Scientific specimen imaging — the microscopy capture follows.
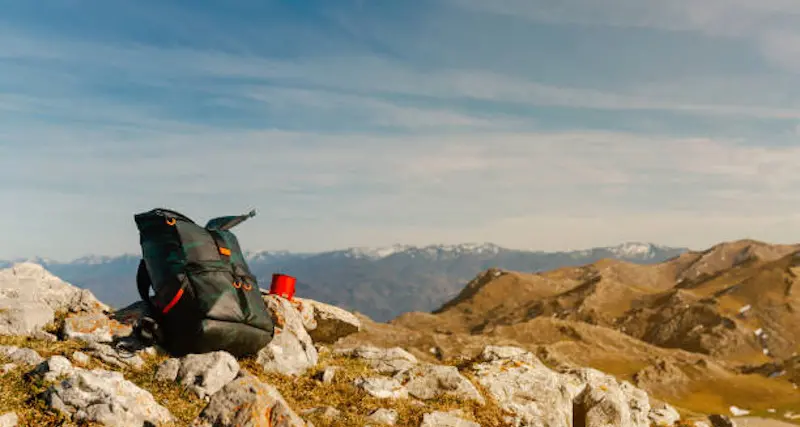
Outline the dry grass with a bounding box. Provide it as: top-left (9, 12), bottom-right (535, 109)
top-left (239, 351), bottom-right (511, 427)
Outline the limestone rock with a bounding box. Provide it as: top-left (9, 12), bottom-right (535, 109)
top-left (62, 312), bottom-right (132, 343)
top-left (564, 367), bottom-right (652, 427)
top-left (155, 358), bottom-right (181, 382)
top-left (396, 364), bottom-right (484, 404)
top-left (191, 374), bottom-right (307, 427)
top-left (313, 366), bottom-right (337, 384)
top-left (354, 377), bottom-right (409, 399)
top-left (472, 347), bottom-right (573, 427)
top-left (257, 296), bottom-right (319, 376)
top-left (0, 263), bottom-right (108, 337)
top-left (420, 411), bottom-right (480, 427)
top-left (1, 363), bottom-right (17, 374)
top-left (30, 356), bottom-right (173, 427)
top-left (294, 297), bottom-right (361, 344)
top-left (649, 401), bottom-right (681, 426)
top-left (0, 346), bottom-right (44, 366)
top-left (336, 345), bottom-right (418, 375)
top-left (71, 351), bottom-right (91, 366)
top-left (368, 408), bottom-right (399, 425)
top-left (0, 413), bottom-right (17, 427)
top-left (165, 351), bottom-right (240, 399)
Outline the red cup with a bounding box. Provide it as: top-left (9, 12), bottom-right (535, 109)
top-left (270, 273), bottom-right (296, 300)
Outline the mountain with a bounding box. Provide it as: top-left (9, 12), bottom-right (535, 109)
top-left (353, 239), bottom-right (800, 419)
top-left (1, 242), bottom-right (687, 322)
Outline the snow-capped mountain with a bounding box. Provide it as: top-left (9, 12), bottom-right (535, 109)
top-left (2, 242), bottom-right (687, 322)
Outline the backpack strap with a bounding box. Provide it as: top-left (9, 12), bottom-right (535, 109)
top-left (134, 259), bottom-right (164, 346)
top-left (205, 210), bottom-right (256, 231)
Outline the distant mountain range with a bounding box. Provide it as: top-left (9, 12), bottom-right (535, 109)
top-left (0, 242), bottom-right (688, 322)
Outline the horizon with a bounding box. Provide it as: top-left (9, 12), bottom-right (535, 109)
top-left (5, 1), bottom-right (800, 259)
top-left (1, 238), bottom-right (786, 265)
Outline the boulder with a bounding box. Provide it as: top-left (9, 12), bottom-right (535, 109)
top-left (336, 345), bottom-right (418, 375)
top-left (30, 357), bottom-right (173, 427)
top-left (564, 368), bottom-right (652, 427)
top-left (420, 411), bottom-right (480, 427)
top-left (0, 413), bottom-right (17, 427)
top-left (367, 408), bottom-right (398, 425)
top-left (156, 351), bottom-right (240, 399)
top-left (257, 296), bottom-right (318, 376)
top-left (0, 346), bottom-right (44, 366)
top-left (354, 377), bottom-right (409, 399)
top-left (0, 263), bottom-right (108, 337)
top-left (396, 364), bottom-right (484, 404)
top-left (71, 351), bottom-right (91, 366)
top-left (294, 297), bottom-right (361, 344)
top-left (471, 347), bottom-right (573, 427)
top-left (649, 401), bottom-right (681, 426)
top-left (61, 312), bottom-right (132, 343)
top-left (313, 366), bottom-right (337, 384)
top-left (191, 374), bottom-right (307, 427)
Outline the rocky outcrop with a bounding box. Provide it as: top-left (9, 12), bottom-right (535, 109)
top-left (191, 374), bottom-right (307, 427)
top-left (420, 411), bottom-right (480, 427)
top-left (0, 413), bottom-right (17, 427)
top-left (336, 345), bottom-right (419, 375)
top-left (257, 295), bottom-right (319, 376)
top-left (31, 356), bottom-right (173, 427)
top-left (293, 297), bottom-right (361, 344)
top-left (61, 312), bottom-right (132, 343)
top-left (396, 363), bottom-right (485, 404)
top-left (156, 351), bottom-right (240, 399)
top-left (0, 346), bottom-right (44, 366)
top-left (0, 263), bottom-right (108, 337)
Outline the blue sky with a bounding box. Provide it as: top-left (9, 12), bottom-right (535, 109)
top-left (3, 0), bottom-right (800, 260)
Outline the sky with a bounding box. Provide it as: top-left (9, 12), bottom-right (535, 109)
top-left (3, 0), bottom-right (800, 260)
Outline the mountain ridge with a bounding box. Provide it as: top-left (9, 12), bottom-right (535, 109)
top-left (0, 241), bottom-right (689, 322)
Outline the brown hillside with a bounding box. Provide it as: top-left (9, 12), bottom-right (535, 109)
top-left (337, 239), bottom-right (800, 421)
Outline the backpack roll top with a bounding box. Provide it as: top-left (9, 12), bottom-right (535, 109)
top-left (134, 208), bottom-right (274, 357)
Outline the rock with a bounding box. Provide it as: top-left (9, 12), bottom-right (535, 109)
top-left (367, 408), bottom-right (398, 425)
top-left (294, 297), bottom-right (361, 344)
top-left (170, 351), bottom-right (240, 399)
top-left (0, 413), bottom-right (17, 427)
top-left (30, 356), bottom-right (75, 382)
top-left (32, 330), bottom-right (58, 342)
top-left (289, 298), bottom-right (318, 331)
top-left (155, 358), bottom-right (181, 382)
top-left (0, 263), bottom-right (108, 337)
top-left (354, 377), bottom-right (409, 399)
top-left (649, 401), bottom-right (681, 426)
top-left (420, 411), bottom-right (480, 427)
top-left (564, 367), bottom-right (651, 427)
top-left (71, 351), bottom-right (91, 366)
top-left (708, 414), bottom-right (736, 427)
top-left (191, 374), bottom-right (307, 427)
top-left (0, 301), bottom-right (54, 337)
top-left (471, 347), bottom-right (572, 427)
top-left (83, 342), bottom-right (145, 370)
top-left (44, 368), bottom-right (173, 427)
top-left (257, 296), bottom-right (318, 376)
top-left (301, 406), bottom-right (341, 419)
top-left (396, 364), bottom-right (485, 404)
top-left (0, 346), bottom-right (44, 365)
top-left (61, 312), bottom-right (132, 343)
top-left (336, 345), bottom-right (418, 375)
top-left (313, 366), bottom-right (337, 384)
top-left (1, 363), bottom-right (17, 374)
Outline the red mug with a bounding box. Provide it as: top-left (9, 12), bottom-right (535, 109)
top-left (270, 273), bottom-right (296, 300)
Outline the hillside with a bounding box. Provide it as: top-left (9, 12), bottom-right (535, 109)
top-left (1, 242), bottom-right (687, 322)
top-left (336, 239), bottom-right (800, 423)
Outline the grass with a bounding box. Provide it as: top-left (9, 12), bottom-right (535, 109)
top-left (239, 351), bottom-right (511, 427)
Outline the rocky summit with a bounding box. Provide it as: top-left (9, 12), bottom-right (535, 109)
top-left (0, 248), bottom-right (795, 427)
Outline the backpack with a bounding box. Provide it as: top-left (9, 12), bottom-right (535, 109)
top-left (132, 208), bottom-right (274, 358)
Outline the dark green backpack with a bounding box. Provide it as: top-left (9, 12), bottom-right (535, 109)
top-left (133, 208), bottom-right (274, 357)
